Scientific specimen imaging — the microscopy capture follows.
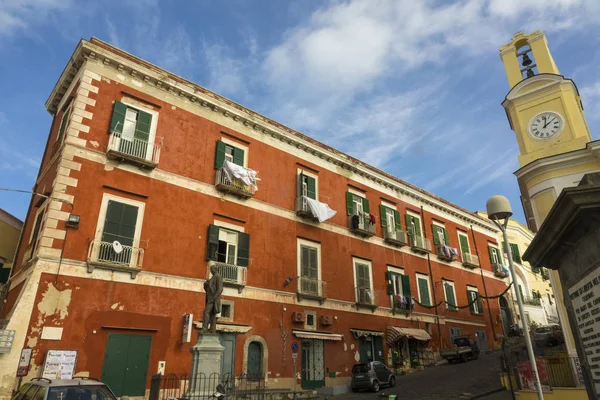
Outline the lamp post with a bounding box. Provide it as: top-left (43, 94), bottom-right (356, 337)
top-left (486, 195), bottom-right (544, 400)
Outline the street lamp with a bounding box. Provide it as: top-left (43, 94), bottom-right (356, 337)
top-left (486, 195), bottom-right (544, 400)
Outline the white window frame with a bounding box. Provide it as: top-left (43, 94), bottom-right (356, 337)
top-left (213, 219), bottom-right (245, 233)
top-left (92, 193), bottom-right (146, 267)
top-left (457, 231), bottom-right (470, 254)
top-left (387, 266), bottom-right (405, 297)
top-left (407, 211), bottom-right (423, 237)
top-left (352, 257), bottom-right (374, 303)
top-left (219, 300), bottom-right (234, 322)
top-left (297, 238), bottom-right (322, 282)
top-left (433, 222), bottom-right (446, 245)
top-left (416, 273), bottom-right (431, 306)
top-left (491, 246), bottom-right (503, 264)
top-left (297, 168), bottom-right (319, 200)
top-left (120, 97), bottom-right (159, 162)
top-left (443, 280), bottom-right (457, 310)
top-left (220, 137), bottom-right (249, 167)
top-left (218, 228), bottom-right (239, 265)
top-left (304, 310), bottom-right (317, 331)
top-left (467, 285), bottom-right (481, 314)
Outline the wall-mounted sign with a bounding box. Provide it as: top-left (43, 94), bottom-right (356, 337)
top-left (0, 330), bottom-right (16, 353)
top-left (41, 350), bottom-right (78, 379)
top-left (182, 313), bottom-right (193, 344)
top-left (17, 347), bottom-right (33, 377)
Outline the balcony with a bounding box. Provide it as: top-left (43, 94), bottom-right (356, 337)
top-left (215, 168), bottom-right (256, 199)
top-left (384, 228), bottom-right (408, 247)
top-left (492, 262), bottom-right (509, 278)
top-left (208, 261), bottom-right (247, 293)
top-left (436, 244), bottom-right (457, 262)
top-left (296, 277), bottom-right (327, 304)
top-left (348, 214), bottom-right (376, 237)
top-left (410, 235), bottom-right (432, 254)
top-left (462, 252), bottom-right (480, 269)
top-left (87, 240), bottom-right (144, 279)
top-left (355, 287), bottom-right (378, 312)
top-left (523, 297), bottom-right (542, 306)
top-left (107, 132), bottom-right (160, 169)
top-left (541, 269), bottom-right (550, 281)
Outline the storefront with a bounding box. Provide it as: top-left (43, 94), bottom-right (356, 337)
top-left (386, 326), bottom-right (432, 371)
top-left (350, 329), bottom-right (385, 363)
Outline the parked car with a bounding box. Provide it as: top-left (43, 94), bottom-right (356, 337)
top-left (351, 361), bottom-right (396, 392)
top-left (440, 336), bottom-right (480, 363)
top-left (11, 377), bottom-right (117, 400)
top-left (534, 324), bottom-right (564, 347)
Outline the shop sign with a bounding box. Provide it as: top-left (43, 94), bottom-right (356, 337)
top-left (41, 350), bottom-right (78, 379)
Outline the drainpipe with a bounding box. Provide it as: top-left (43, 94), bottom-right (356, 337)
top-left (421, 206), bottom-right (442, 350)
top-left (470, 225), bottom-right (497, 342)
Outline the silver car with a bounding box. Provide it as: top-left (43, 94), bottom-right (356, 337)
top-left (351, 361), bottom-right (396, 393)
top-left (11, 377), bottom-right (117, 400)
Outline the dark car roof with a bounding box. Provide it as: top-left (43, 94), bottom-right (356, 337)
top-left (27, 378), bottom-right (107, 388)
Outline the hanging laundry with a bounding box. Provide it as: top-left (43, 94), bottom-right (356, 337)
top-left (449, 247), bottom-right (459, 257)
top-left (369, 214), bottom-right (376, 224)
top-left (352, 214), bottom-right (360, 229)
top-left (304, 196), bottom-right (337, 222)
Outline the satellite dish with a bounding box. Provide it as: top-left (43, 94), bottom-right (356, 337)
top-left (112, 241), bottom-right (123, 254)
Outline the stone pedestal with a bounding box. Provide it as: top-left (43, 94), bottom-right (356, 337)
top-left (186, 333), bottom-right (225, 398)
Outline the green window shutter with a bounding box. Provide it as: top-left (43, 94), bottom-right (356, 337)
top-left (387, 281), bottom-right (394, 295)
top-left (418, 277), bottom-right (429, 306)
top-left (443, 228), bottom-right (450, 246)
top-left (413, 217), bottom-right (422, 237)
top-left (445, 282), bottom-right (456, 310)
top-left (237, 232), bottom-right (250, 267)
top-left (110, 101), bottom-right (127, 134)
top-left (57, 106), bottom-right (71, 143)
top-left (297, 173), bottom-right (304, 197)
top-left (346, 192), bottom-right (354, 215)
top-left (233, 147), bottom-right (244, 166)
top-left (394, 210), bottom-right (401, 230)
top-left (487, 245), bottom-right (495, 264)
top-left (101, 201), bottom-right (138, 247)
top-left (459, 235), bottom-right (470, 254)
top-left (432, 224), bottom-right (441, 245)
top-left (401, 274), bottom-right (411, 297)
top-left (362, 198), bottom-right (370, 214)
top-left (134, 109), bottom-right (152, 142)
top-left (511, 243), bottom-right (521, 263)
top-left (477, 294), bottom-right (484, 315)
top-left (385, 271), bottom-right (393, 280)
top-left (406, 215), bottom-right (413, 236)
top-left (306, 176), bottom-right (316, 200)
top-left (215, 140), bottom-right (227, 169)
top-left (380, 205), bottom-right (388, 230)
top-left (206, 224), bottom-right (220, 261)
top-left (468, 291), bottom-right (476, 314)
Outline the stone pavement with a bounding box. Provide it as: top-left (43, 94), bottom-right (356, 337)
top-left (323, 351), bottom-right (510, 400)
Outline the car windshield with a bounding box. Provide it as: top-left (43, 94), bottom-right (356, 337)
top-left (352, 364), bottom-right (368, 374)
top-left (536, 327), bottom-right (551, 333)
top-left (454, 338), bottom-right (470, 347)
top-left (48, 386), bottom-right (116, 400)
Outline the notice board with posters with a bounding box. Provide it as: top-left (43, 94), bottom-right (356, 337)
top-left (41, 350), bottom-right (78, 379)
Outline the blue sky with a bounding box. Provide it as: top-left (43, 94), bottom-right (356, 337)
top-left (1, 0), bottom-right (600, 224)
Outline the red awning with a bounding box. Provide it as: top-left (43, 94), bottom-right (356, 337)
top-left (386, 326), bottom-right (431, 345)
top-left (292, 330), bottom-right (343, 341)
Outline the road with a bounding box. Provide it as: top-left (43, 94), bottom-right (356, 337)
top-left (325, 351), bottom-right (513, 400)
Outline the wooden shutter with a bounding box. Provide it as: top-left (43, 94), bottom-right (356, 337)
top-left (487, 245), bottom-right (495, 264)
top-left (57, 106), bottom-right (71, 143)
top-left (308, 247), bottom-right (318, 279)
top-left (432, 224), bottom-right (441, 245)
top-left (237, 232), bottom-right (250, 267)
top-left (301, 246), bottom-right (309, 276)
top-left (394, 210), bottom-right (401, 230)
top-left (459, 234), bottom-right (470, 254)
top-left (387, 273), bottom-right (395, 295)
top-left (477, 294), bottom-right (484, 315)
top-left (101, 201), bottom-right (138, 247)
top-left (406, 215), bottom-right (414, 236)
top-left (306, 176), bottom-right (316, 200)
top-left (362, 198), bottom-right (370, 214)
top-left (510, 243), bottom-right (521, 263)
top-left (380, 205), bottom-right (388, 230)
top-left (134, 109), bottom-right (152, 142)
top-left (443, 228), bottom-right (450, 246)
top-left (412, 216), bottom-right (421, 236)
top-left (297, 173), bottom-right (304, 197)
top-left (418, 277), bottom-right (430, 305)
top-left (445, 282), bottom-right (456, 309)
top-left (401, 274), bottom-right (411, 297)
top-left (468, 290), bottom-right (476, 313)
top-left (356, 263), bottom-right (370, 289)
top-left (233, 147), bottom-right (244, 166)
top-left (215, 140), bottom-right (226, 169)
top-left (206, 224), bottom-right (220, 261)
top-left (110, 101), bottom-right (127, 134)
top-left (346, 192), bottom-right (354, 215)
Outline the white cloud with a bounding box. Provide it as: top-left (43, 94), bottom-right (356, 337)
top-left (0, 0), bottom-right (72, 36)
top-left (580, 81), bottom-right (600, 119)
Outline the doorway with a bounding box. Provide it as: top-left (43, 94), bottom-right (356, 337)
top-left (301, 339), bottom-right (325, 389)
top-left (475, 330), bottom-right (488, 351)
top-left (101, 333), bottom-right (152, 397)
top-left (358, 336), bottom-right (384, 363)
top-left (247, 341), bottom-right (263, 378)
top-left (218, 333), bottom-right (236, 379)
top-left (499, 295), bottom-right (512, 335)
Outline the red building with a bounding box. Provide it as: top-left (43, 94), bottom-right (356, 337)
top-left (0, 38), bottom-right (509, 397)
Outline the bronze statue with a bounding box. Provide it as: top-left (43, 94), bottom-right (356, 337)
top-left (201, 265), bottom-right (223, 334)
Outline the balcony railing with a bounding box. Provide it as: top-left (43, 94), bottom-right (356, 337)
top-left (107, 132), bottom-right (161, 169)
top-left (355, 287), bottom-right (377, 311)
top-left (348, 214), bottom-right (376, 237)
top-left (87, 240), bottom-right (144, 279)
top-left (208, 261), bottom-right (247, 292)
top-left (296, 277), bottom-right (327, 304)
top-left (295, 196), bottom-right (318, 221)
top-left (215, 168), bottom-right (256, 199)
top-left (492, 262), bottom-right (508, 278)
top-left (436, 244), bottom-right (456, 262)
top-left (523, 297), bottom-right (542, 306)
top-left (384, 228), bottom-right (408, 247)
top-left (462, 252), bottom-right (480, 269)
top-left (410, 235), bottom-right (432, 254)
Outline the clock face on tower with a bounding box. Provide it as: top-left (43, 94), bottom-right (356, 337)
top-left (528, 112), bottom-right (564, 140)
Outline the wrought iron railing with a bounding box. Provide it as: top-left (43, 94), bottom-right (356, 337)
top-left (462, 252), bottom-right (480, 268)
top-left (385, 228), bottom-right (408, 245)
top-left (523, 297), bottom-right (542, 306)
top-left (207, 261), bottom-right (247, 286)
top-left (410, 235), bottom-right (432, 253)
top-left (215, 168), bottom-right (256, 197)
top-left (149, 372), bottom-right (266, 400)
top-left (87, 240), bottom-right (144, 269)
top-left (297, 276), bottom-right (326, 298)
top-left (108, 131), bottom-right (161, 164)
top-left (356, 287), bottom-right (377, 306)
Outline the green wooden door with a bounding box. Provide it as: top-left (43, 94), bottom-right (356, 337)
top-left (247, 341), bottom-right (262, 378)
top-left (101, 334), bottom-right (152, 397)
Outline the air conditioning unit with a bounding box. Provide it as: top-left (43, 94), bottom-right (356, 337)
top-left (292, 312), bottom-right (305, 323)
top-left (320, 315), bottom-right (332, 326)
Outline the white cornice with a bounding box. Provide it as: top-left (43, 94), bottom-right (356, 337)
top-left (45, 38), bottom-right (498, 233)
top-left (515, 142), bottom-right (599, 181)
top-left (502, 74), bottom-right (576, 108)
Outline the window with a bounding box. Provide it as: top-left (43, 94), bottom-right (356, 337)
top-left (305, 311), bottom-right (316, 330)
top-left (298, 172), bottom-right (317, 200)
top-left (444, 280), bottom-right (457, 311)
top-left (416, 274), bottom-right (431, 306)
top-left (206, 224), bottom-right (250, 267)
top-left (353, 258), bottom-right (373, 305)
top-left (488, 245), bottom-right (503, 264)
top-left (547, 293), bottom-right (553, 305)
top-left (504, 241), bottom-right (522, 263)
top-left (28, 204), bottom-right (46, 258)
top-left (386, 269), bottom-right (410, 298)
top-left (220, 301), bottom-right (234, 322)
top-left (298, 239), bottom-right (321, 296)
top-left (405, 214), bottom-right (422, 237)
top-left (458, 232), bottom-right (471, 255)
top-left (346, 192), bottom-right (370, 216)
top-left (32, 387), bottom-right (46, 400)
top-left (380, 205), bottom-right (400, 233)
top-left (467, 287), bottom-right (483, 315)
top-left (432, 223), bottom-right (449, 246)
top-left (109, 100), bottom-right (155, 159)
top-left (56, 104), bottom-right (72, 143)
top-left (215, 140), bottom-right (245, 169)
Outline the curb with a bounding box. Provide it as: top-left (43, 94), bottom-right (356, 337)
top-left (469, 387), bottom-right (506, 399)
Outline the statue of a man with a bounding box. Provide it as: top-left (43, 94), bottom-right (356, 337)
top-left (201, 265), bottom-right (223, 334)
